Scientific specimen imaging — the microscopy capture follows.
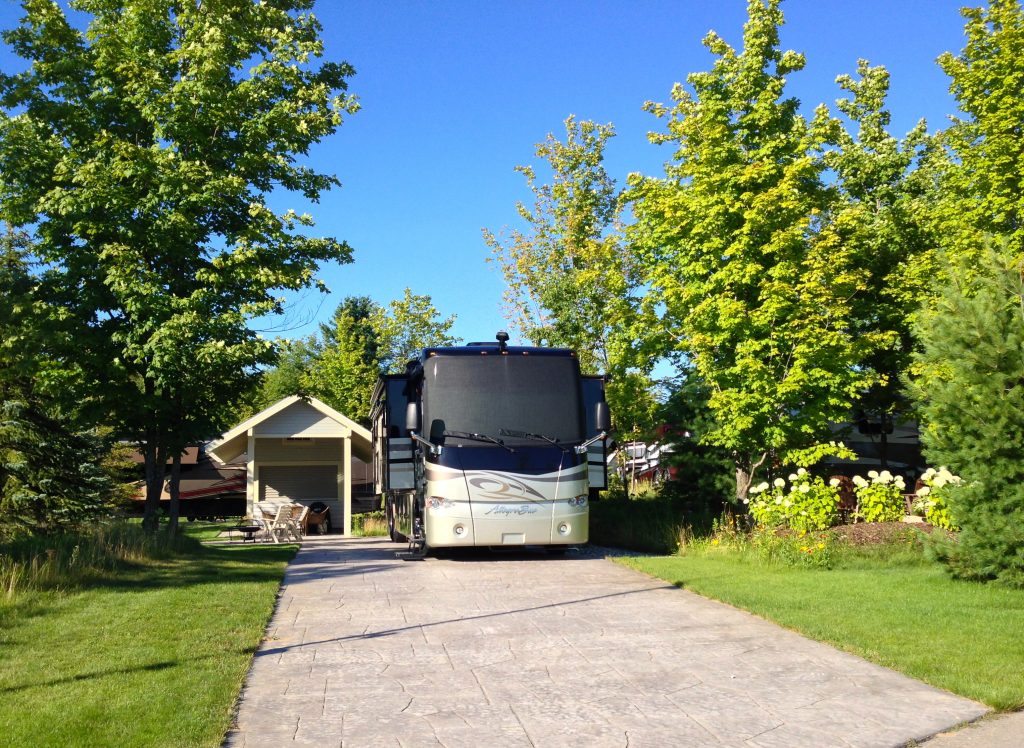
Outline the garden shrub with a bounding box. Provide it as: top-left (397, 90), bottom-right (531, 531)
top-left (657, 476), bottom-right (732, 535)
top-left (924, 497), bottom-right (956, 531)
top-left (747, 468), bottom-right (840, 531)
top-left (916, 467), bottom-right (962, 531)
top-left (589, 495), bottom-right (683, 554)
top-left (591, 459), bottom-right (735, 554)
top-left (853, 470), bottom-right (906, 522)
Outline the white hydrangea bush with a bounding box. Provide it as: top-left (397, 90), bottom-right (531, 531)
top-left (914, 467), bottom-right (962, 530)
top-left (747, 468), bottom-right (841, 531)
top-left (852, 469), bottom-right (906, 523)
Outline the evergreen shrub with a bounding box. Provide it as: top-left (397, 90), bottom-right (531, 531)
top-left (910, 248), bottom-right (1024, 586)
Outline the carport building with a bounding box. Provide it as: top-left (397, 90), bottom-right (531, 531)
top-left (208, 396), bottom-right (373, 536)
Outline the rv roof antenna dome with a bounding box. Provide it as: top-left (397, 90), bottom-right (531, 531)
top-left (496, 330), bottom-right (509, 351)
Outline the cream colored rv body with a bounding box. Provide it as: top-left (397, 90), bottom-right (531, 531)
top-left (371, 338), bottom-right (608, 553)
top-left (422, 463), bottom-right (589, 547)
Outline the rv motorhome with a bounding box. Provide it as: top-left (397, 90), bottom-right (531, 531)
top-left (370, 333), bottom-right (609, 555)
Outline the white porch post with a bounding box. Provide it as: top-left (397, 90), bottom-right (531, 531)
top-left (343, 434), bottom-right (352, 536)
top-left (246, 428), bottom-right (256, 516)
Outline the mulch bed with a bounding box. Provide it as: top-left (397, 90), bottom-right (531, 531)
top-left (830, 520), bottom-right (948, 546)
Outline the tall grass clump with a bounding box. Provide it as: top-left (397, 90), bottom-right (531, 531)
top-left (352, 510), bottom-right (388, 537)
top-left (683, 514), bottom-right (935, 572)
top-left (0, 522), bottom-right (191, 599)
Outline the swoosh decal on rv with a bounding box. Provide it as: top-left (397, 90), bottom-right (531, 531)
top-left (424, 464), bottom-right (586, 483)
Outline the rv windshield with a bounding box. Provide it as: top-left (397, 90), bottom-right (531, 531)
top-left (421, 355), bottom-right (583, 447)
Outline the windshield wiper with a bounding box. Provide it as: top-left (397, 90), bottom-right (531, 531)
top-left (498, 429), bottom-right (569, 452)
top-left (443, 430), bottom-right (515, 452)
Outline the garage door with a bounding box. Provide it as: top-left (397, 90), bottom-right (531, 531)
top-left (259, 465), bottom-right (338, 502)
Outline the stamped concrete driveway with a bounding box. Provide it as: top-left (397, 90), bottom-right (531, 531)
top-left (225, 537), bottom-right (986, 748)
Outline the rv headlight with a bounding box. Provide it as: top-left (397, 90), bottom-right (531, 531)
top-left (427, 496), bottom-right (454, 510)
top-left (453, 524), bottom-right (467, 536)
top-left (568, 495), bottom-right (588, 507)
top-left (558, 523), bottom-right (571, 535)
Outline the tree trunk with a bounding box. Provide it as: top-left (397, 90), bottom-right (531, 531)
top-left (142, 377), bottom-right (165, 533)
top-left (142, 432), bottom-right (165, 532)
top-left (142, 433), bottom-right (156, 531)
top-left (879, 428), bottom-right (889, 470)
top-left (630, 450), bottom-right (637, 496)
top-left (735, 465), bottom-right (752, 503)
top-left (168, 449), bottom-right (181, 537)
top-left (734, 451), bottom-right (768, 504)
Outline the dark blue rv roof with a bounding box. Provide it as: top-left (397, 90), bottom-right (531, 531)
top-left (420, 343), bottom-right (577, 359)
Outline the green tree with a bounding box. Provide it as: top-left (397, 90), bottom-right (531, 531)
top-left (320, 296), bottom-right (379, 360)
top-left (251, 336), bottom-right (318, 413)
top-left (0, 0), bottom-right (358, 532)
top-left (821, 60), bottom-right (937, 461)
top-left (302, 290), bottom-right (459, 421)
top-left (937, 0), bottom-right (1024, 261)
top-left (371, 288), bottom-right (460, 374)
top-left (484, 116), bottom-right (657, 441)
top-left (909, 246), bottom-right (1024, 586)
top-left (1, 228), bottom-right (116, 534)
top-left (628, 0), bottom-right (861, 500)
top-left (303, 303), bottom-right (380, 421)
top-left (654, 374), bottom-right (735, 522)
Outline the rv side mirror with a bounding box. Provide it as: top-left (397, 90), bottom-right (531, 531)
top-left (595, 401), bottom-right (610, 433)
top-left (405, 402), bottom-right (421, 432)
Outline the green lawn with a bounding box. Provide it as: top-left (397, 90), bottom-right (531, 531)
top-left (0, 539), bottom-right (295, 747)
top-left (620, 552), bottom-right (1024, 710)
top-left (178, 518), bottom-right (243, 542)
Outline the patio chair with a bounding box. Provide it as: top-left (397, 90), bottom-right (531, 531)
top-left (261, 504), bottom-right (294, 544)
top-left (286, 504), bottom-right (308, 541)
top-left (255, 503), bottom-right (276, 541)
top-left (305, 503), bottom-right (330, 534)
top-left (831, 475), bottom-right (857, 522)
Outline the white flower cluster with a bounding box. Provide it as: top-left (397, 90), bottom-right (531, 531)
top-left (750, 481), bottom-right (770, 495)
top-left (749, 467), bottom-right (815, 501)
top-left (914, 467), bottom-right (962, 531)
top-left (750, 467), bottom-right (826, 499)
top-left (852, 469), bottom-right (906, 491)
top-left (920, 466), bottom-right (962, 493)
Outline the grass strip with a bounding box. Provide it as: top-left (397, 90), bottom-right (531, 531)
top-left (619, 553), bottom-right (1024, 711)
top-left (0, 538), bottom-right (295, 747)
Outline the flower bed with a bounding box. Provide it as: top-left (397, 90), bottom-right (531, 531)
top-left (745, 465), bottom-right (964, 533)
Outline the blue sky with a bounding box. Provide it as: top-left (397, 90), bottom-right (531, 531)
top-left (0, 0), bottom-right (972, 345)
